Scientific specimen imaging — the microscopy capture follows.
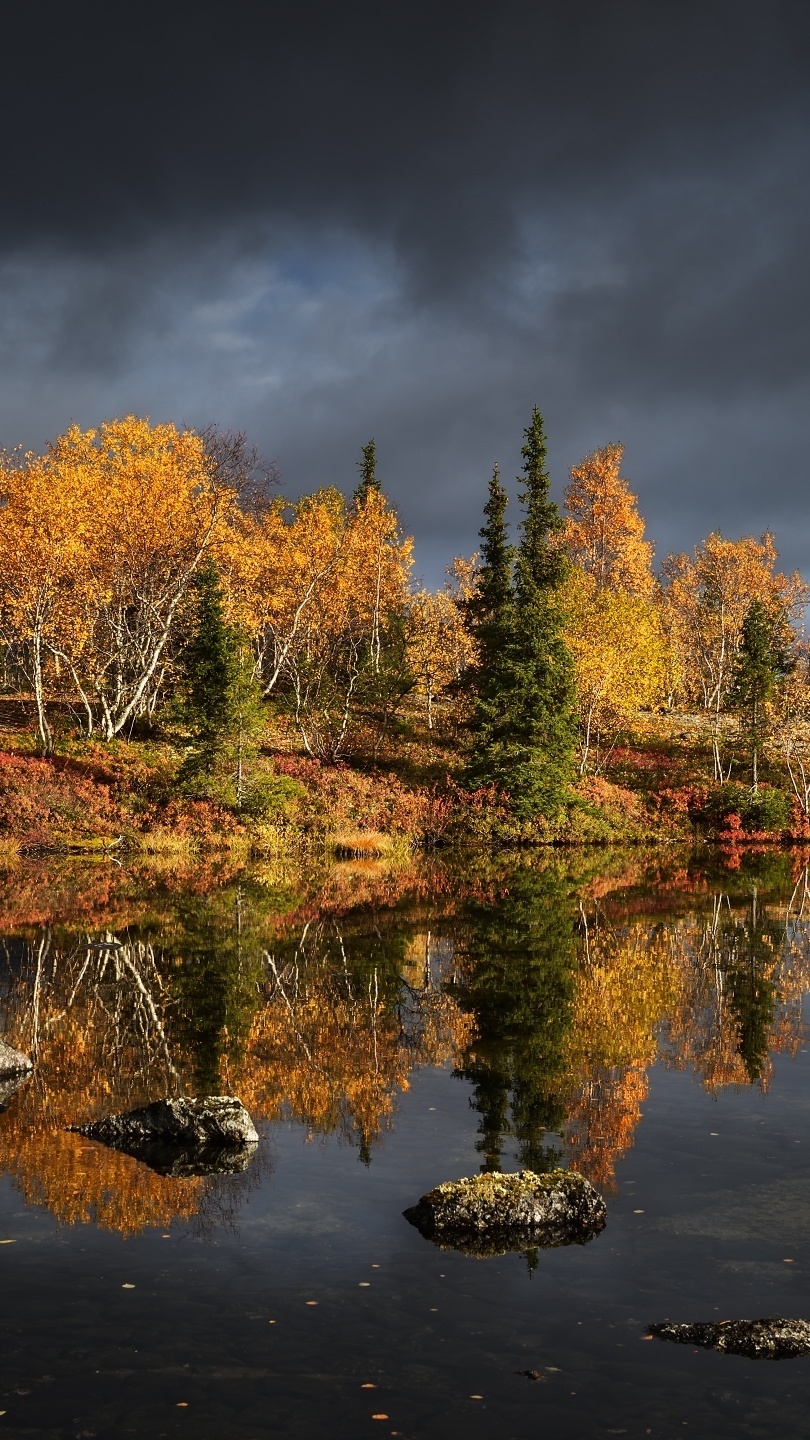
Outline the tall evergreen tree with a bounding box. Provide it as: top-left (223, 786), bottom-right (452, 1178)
top-left (466, 464), bottom-right (515, 788)
top-left (467, 410), bottom-right (577, 819)
top-left (507, 407), bottom-right (578, 818)
top-left (180, 560), bottom-right (234, 740)
top-left (179, 562), bottom-right (269, 811)
top-left (354, 438), bottom-right (380, 504)
top-left (727, 598), bottom-right (791, 792)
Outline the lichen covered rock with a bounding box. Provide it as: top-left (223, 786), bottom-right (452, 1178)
top-left (0, 1038), bottom-right (33, 1079)
top-left (71, 1096), bottom-right (258, 1178)
top-left (649, 1318), bottom-right (810, 1359)
top-left (404, 1168), bottom-right (607, 1257)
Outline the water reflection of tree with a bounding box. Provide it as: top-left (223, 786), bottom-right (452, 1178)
top-left (238, 914), bottom-right (472, 1161)
top-left (571, 866), bottom-right (810, 1190)
top-left (3, 857), bottom-right (810, 1235)
top-left (0, 881), bottom-right (472, 1232)
top-left (454, 865), bottom-right (578, 1173)
top-left (659, 880), bottom-right (807, 1092)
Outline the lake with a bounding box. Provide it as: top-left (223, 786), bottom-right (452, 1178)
top-left (3, 846), bottom-right (810, 1439)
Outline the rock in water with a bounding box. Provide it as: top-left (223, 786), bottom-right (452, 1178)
top-left (71, 1096), bottom-right (258, 1178)
top-left (0, 1038), bottom-right (33, 1079)
top-left (649, 1318), bottom-right (810, 1359)
top-left (403, 1169), bottom-right (606, 1257)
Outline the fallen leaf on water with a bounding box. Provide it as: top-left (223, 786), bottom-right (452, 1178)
top-left (361, 1384), bottom-right (376, 1389)
top-left (122, 1284), bottom-right (135, 1289)
top-left (306, 1301), bottom-right (318, 1306)
top-left (371, 1415), bottom-right (389, 1421)
top-left (359, 1282), bottom-right (371, 1287)
top-left (176, 1402), bottom-right (188, 1407)
top-left (0, 1240), bottom-right (16, 1245)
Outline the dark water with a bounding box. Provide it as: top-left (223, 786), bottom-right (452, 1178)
top-left (3, 849), bottom-right (810, 1439)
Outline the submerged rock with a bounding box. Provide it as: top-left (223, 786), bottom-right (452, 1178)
top-left (404, 1168), bottom-right (607, 1257)
top-left (71, 1096), bottom-right (258, 1178)
top-left (0, 1038), bottom-right (33, 1079)
top-left (649, 1318), bottom-right (810, 1359)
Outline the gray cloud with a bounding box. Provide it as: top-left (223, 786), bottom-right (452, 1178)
top-left (0, 0), bottom-right (808, 583)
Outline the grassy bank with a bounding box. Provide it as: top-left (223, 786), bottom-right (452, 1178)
top-left (0, 695), bottom-right (805, 862)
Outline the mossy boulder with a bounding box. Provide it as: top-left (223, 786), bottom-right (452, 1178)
top-left (649, 1318), bottom-right (810, 1359)
top-left (403, 1168), bottom-right (607, 1257)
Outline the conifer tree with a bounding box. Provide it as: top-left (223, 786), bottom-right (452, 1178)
top-left (181, 560), bottom-right (234, 740)
top-left (507, 407), bottom-right (578, 818)
top-left (466, 415), bottom-right (578, 818)
top-left (354, 439), bottom-right (380, 504)
top-left (494, 408), bottom-right (578, 819)
top-left (179, 562), bottom-right (268, 811)
top-left (466, 464), bottom-right (514, 787)
top-left (728, 598), bottom-right (791, 792)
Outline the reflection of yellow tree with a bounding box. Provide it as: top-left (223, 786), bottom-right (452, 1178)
top-left (4, 862), bottom-right (810, 1234)
top-left (562, 880), bottom-right (810, 1192)
top-left (233, 923), bottom-right (474, 1156)
top-left (0, 942), bottom-right (205, 1236)
top-left (562, 920), bottom-right (681, 1192)
top-left (0, 895), bottom-right (474, 1228)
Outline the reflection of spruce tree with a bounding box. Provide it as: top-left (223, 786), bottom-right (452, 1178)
top-left (456, 866), bottom-right (578, 1171)
top-left (165, 885), bottom-right (265, 1093)
top-left (722, 890), bottom-right (780, 1084)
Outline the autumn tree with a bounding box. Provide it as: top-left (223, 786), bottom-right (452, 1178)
top-left (772, 642), bottom-right (810, 820)
top-left (0, 449), bottom-right (89, 754)
top-left (226, 483), bottom-right (412, 761)
top-left (0, 417), bottom-right (241, 747)
top-left (662, 532), bottom-right (807, 780)
top-left (562, 569), bottom-right (671, 772)
top-left (563, 443), bottom-right (654, 596)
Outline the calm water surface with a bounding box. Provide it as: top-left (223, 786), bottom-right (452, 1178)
top-left (3, 849), bottom-right (810, 1439)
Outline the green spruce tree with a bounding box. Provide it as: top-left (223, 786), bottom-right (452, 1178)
top-left (354, 438), bottom-right (380, 504)
top-left (180, 561), bottom-right (234, 739)
top-left (467, 410), bottom-right (577, 819)
top-left (466, 464), bottom-right (515, 788)
top-left (179, 562), bottom-right (269, 812)
top-left (508, 407), bottom-right (578, 819)
top-left (728, 598), bottom-right (791, 792)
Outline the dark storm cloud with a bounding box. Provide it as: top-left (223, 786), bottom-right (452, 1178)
top-left (1, 0), bottom-right (808, 580)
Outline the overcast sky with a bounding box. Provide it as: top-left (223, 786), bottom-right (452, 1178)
top-left (2, 0), bottom-right (808, 584)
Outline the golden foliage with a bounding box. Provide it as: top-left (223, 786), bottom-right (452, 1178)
top-left (562, 567), bottom-right (672, 770)
top-left (0, 417), bottom-right (239, 748)
top-left (563, 443), bottom-right (654, 597)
